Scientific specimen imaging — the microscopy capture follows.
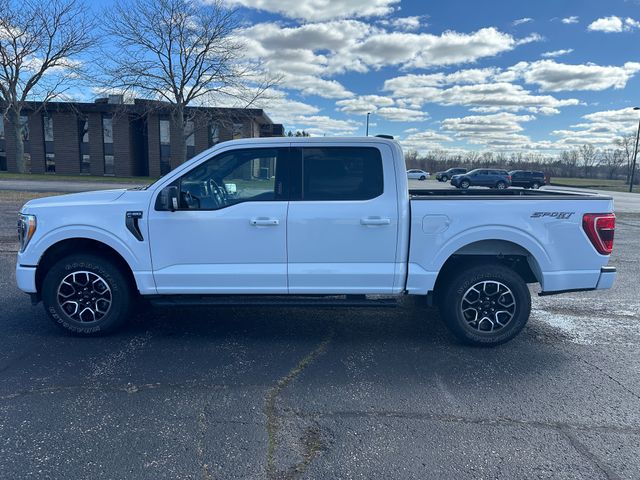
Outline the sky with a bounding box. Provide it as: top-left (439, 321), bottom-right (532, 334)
top-left (96, 0), bottom-right (640, 154)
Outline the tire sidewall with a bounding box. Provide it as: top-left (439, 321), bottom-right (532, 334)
top-left (441, 265), bottom-right (531, 346)
top-left (42, 254), bottom-right (131, 335)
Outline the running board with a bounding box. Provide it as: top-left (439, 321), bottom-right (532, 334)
top-left (147, 294), bottom-right (399, 308)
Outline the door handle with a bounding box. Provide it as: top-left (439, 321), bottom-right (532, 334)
top-left (361, 217), bottom-right (391, 226)
top-left (250, 218), bottom-right (279, 226)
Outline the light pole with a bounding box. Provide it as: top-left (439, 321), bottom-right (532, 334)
top-left (366, 112), bottom-right (371, 137)
top-left (629, 106), bottom-right (640, 193)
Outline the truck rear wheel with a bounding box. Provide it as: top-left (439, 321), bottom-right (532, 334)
top-left (439, 263), bottom-right (530, 346)
top-left (42, 254), bottom-right (133, 335)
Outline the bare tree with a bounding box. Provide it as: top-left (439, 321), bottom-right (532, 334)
top-left (560, 149), bottom-right (579, 177)
top-left (614, 134), bottom-right (636, 183)
top-left (578, 144), bottom-right (599, 178)
top-left (600, 148), bottom-right (625, 179)
top-left (103, 0), bottom-right (276, 166)
top-left (0, 0), bottom-right (94, 173)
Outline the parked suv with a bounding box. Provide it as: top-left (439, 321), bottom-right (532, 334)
top-left (509, 170), bottom-right (545, 189)
top-left (451, 169), bottom-right (512, 189)
top-left (435, 168), bottom-right (467, 182)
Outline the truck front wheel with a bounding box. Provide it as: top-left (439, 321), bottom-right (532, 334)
top-left (439, 263), bottom-right (531, 346)
top-left (42, 254), bottom-right (133, 335)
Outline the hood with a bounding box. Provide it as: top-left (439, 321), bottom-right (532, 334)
top-left (21, 189), bottom-right (127, 212)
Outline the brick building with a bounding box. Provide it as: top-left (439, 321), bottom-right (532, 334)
top-left (0, 97), bottom-right (284, 177)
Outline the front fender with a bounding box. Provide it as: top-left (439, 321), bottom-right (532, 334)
top-left (19, 225), bottom-right (141, 271)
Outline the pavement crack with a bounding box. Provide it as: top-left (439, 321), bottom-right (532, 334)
top-left (560, 427), bottom-right (622, 480)
top-left (292, 409), bottom-right (640, 435)
top-left (264, 331), bottom-right (333, 480)
top-left (581, 358), bottom-right (640, 401)
top-left (196, 408), bottom-right (213, 480)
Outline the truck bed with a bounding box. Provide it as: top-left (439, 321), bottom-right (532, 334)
top-left (405, 188), bottom-right (615, 296)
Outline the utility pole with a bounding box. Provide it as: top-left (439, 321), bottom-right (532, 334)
top-left (629, 107), bottom-right (640, 193)
top-left (366, 112), bottom-right (371, 137)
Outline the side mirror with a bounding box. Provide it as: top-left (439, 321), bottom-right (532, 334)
top-left (156, 185), bottom-right (179, 211)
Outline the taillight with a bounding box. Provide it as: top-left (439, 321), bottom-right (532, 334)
top-left (507, 175), bottom-right (512, 181)
top-left (582, 213), bottom-right (615, 255)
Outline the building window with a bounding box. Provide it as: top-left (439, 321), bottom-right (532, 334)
top-left (43, 115), bottom-right (54, 142)
top-left (102, 116), bottom-right (113, 144)
top-left (20, 115), bottom-right (29, 141)
top-left (185, 120), bottom-right (195, 147)
top-left (45, 153), bottom-right (56, 173)
top-left (81, 154), bottom-right (90, 174)
top-left (0, 116), bottom-right (5, 171)
top-left (160, 119), bottom-right (170, 145)
top-left (159, 118), bottom-right (171, 175)
top-left (232, 123), bottom-right (243, 140)
top-left (104, 155), bottom-right (115, 175)
top-left (80, 118), bottom-right (89, 143)
top-left (79, 118), bottom-right (90, 174)
top-left (209, 123), bottom-right (219, 146)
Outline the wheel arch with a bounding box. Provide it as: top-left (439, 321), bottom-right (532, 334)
top-left (431, 238), bottom-right (544, 301)
top-left (35, 238), bottom-right (138, 297)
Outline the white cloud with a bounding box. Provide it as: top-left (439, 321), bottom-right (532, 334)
top-left (441, 112), bottom-right (535, 148)
top-left (513, 18), bottom-right (533, 26)
top-left (587, 16), bottom-right (640, 33)
top-left (381, 16), bottom-right (424, 31)
top-left (551, 107), bottom-right (640, 146)
top-left (241, 22), bottom-right (540, 79)
top-left (508, 60), bottom-right (640, 91)
top-left (541, 48), bottom-right (573, 58)
top-left (279, 73), bottom-right (354, 99)
top-left (224, 0), bottom-right (399, 21)
top-left (336, 95), bottom-right (427, 121)
top-left (288, 115), bottom-right (360, 136)
top-left (400, 130), bottom-right (453, 152)
top-left (336, 95), bottom-right (395, 115)
top-left (515, 32), bottom-right (544, 45)
top-left (561, 16), bottom-right (579, 24)
top-left (383, 74), bottom-right (579, 114)
top-left (376, 107), bottom-right (428, 122)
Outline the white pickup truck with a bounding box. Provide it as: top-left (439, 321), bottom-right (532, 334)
top-left (16, 137), bottom-right (617, 346)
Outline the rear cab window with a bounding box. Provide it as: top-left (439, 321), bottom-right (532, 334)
top-left (295, 147), bottom-right (384, 201)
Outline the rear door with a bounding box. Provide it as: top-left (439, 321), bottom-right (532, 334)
top-left (287, 143), bottom-right (399, 294)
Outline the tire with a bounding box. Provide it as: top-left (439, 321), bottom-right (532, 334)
top-left (496, 181), bottom-right (507, 189)
top-left (460, 180), bottom-right (470, 189)
top-left (441, 176), bottom-right (448, 182)
top-left (438, 263), bottom-right (531, 346)
top-left (420, 175), bottom-right (426, 181)
top-left (531, 182), bottom-right (540, 189)
top-left (42, 254), bottom-right (133, 335)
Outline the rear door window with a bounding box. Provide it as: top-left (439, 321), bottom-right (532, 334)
top-left (300, 147), bottom-right (383, 201)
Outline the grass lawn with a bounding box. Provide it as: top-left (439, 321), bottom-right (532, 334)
top-left (550, 177), bottom-right (633, 193)
top-left (0, 190), bottom-right (64, 202)
top-left (0, 172), bottom-right (157, 184)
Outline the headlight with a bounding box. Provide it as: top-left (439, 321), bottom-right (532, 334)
top-left (17, 214), bottom-right (37, 252)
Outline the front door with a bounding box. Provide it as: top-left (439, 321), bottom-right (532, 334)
top-left (148, 146), bottom-right (290, 294)
top-left (287, 144), bottom-right (400, 294)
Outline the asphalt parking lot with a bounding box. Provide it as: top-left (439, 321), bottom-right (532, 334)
top-left (1, 186), bottom-right (639, 479)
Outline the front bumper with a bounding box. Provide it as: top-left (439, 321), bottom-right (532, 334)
top-left (16, 264), bottom-right (37, 293)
